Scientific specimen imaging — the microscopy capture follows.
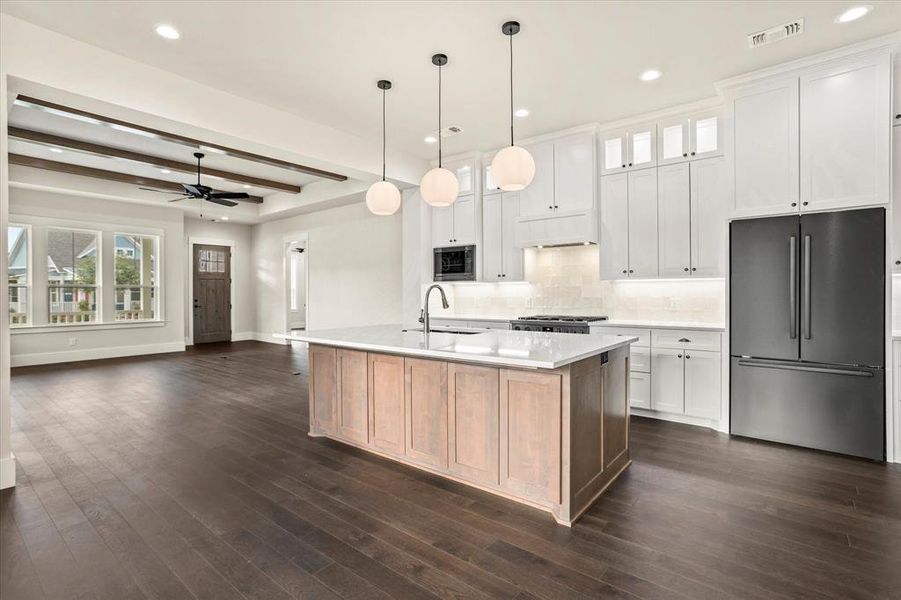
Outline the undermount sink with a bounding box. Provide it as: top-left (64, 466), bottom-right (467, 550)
top-left (403, 327), bottom-right (484, 335)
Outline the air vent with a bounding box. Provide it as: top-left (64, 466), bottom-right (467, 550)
top-left (748, 18), bottom-right (804, 48)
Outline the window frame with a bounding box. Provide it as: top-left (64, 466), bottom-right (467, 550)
top-left (7, 223), bottom-right (32, 328)
top-left (113, 232), bottom-right (160, 322)
top-left (46, 226), bottom-right (102, 326)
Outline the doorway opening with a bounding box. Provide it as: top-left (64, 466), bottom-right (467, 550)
top-left (286, 240), bottom-right (307, 332)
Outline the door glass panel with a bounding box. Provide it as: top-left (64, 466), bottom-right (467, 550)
top-left (604, 137), bottom-right (623, 170)
top-left (199, 249), bottom-right (226, 273)
top-left (662, 124), bottom-right (684, 160)
top-left (632, 131), bottom-right (652, 165)
top-left (695, 117), bottom-right (718, 154)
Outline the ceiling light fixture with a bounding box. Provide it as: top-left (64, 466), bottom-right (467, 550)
top-left (366, 80), bottom-right (402, 216)
top-left (420, 54), bottom-right (459, 208)
top-left (835, 5), bottom-right (872, 23)
top-left (490, 21), bottom-right (535, 192)
top-left (639, 69), bottom-right (662, 82)
top-left (424, 135), bottom-right (438, 144)
top-left (49, 147), bottom-right (63, 153)
top-left (220, 216), bottom-right (229, 221)
top-left (154, 24), bottom-right (180, 40)
top-left (243, 184), bottom-right (251, 189)
top-left (514, 108), bottom-right (529, 118)
top-left (160, 168), bottom-right (171, 174)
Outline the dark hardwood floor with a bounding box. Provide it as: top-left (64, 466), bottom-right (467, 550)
top-left (2, 341), bottom-right (900, 600)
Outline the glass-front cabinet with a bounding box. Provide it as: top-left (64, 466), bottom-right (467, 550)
top-left (600, 123), bottom-right (656, 175)
top-left (657, 111), bottom-right (723, 166)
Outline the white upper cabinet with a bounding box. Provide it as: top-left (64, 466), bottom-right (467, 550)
top-left (894, 59), bottom-right (901, 126)
top-left (482, 192), bottom-right (523, 281)
top-left (893, 131), bottom-right (901, 272)
top-left (600, 123), bottom-right (656, 175)
top-left (431, 195), bottom-right (476, 247)
top-left (431, 206), bottom-right (455, 247)
top-left (553, 134), bottom-right (595, 213)
top-left (455, 163), bottom-right (475, 195)
top-left (657, 163), bottom-right (691, 277)
top-left (657, 112), bottom-right (723, 166)
top-left (732, 77), bottom-right (800, 217)
top-left (518, 141), bottom-right (555, 218)
top-left (799, 52), bottom-right (891, 212)
top-left (690, 157), bottom-right (726, 277)
top-left (599, 173), bottom-right (630, 279)
top-left (626, 168), bottom-right (659, 278)
top-left (483, 161), bottom-right (498, 193)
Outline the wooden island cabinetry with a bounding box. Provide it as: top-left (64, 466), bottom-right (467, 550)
top-left (307, 341), bottom-right (632, 526)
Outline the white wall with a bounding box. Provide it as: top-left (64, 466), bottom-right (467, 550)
top-left (253, 201), bottom-right (403, 338)
top-left (9, 187), bottom-right (186, 365)
top-left (183, 218), bottom-right (255, 342)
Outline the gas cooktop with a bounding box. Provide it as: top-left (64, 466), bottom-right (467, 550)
top-left (510, 315), bottom-right (608, 334)
top-left (515, 315), bottom-right (609, 323)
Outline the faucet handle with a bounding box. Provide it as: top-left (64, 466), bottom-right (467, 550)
top-left (418, 309), bottom-right (424, 324)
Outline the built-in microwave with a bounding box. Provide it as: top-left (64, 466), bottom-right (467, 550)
top-left (433, 245), bottom-right (475, 281)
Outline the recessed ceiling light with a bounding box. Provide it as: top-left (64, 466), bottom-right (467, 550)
top-left (514, 108), bottom-right (529, 118)
top-left (220, 216), bottom-right (229, 221)
top-left (243, 184), bottom-right (251, 189)
top-left (835, 5), bottom-right (872, 23)
top-left (49, 147), bottom-right (63, 153)
top-left (155, 24), bottom-right (180, 40)
top-left (160, 168), bottom-right (171, 174)
top-left (424, 135), bottom-right (438, 144)
top-left (639, 69), bottom-right (662, 82)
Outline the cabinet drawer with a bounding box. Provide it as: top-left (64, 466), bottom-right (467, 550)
top-left (631, 348), bottom-right (650, 373)
top-left (629, 372), bottom-right (651, 410)
top-left (652, 329), bottom-right (721, 351)
top-left (593, 326), bottom-right (650, 347)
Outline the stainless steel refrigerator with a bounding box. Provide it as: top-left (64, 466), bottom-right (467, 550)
top-left (730, 208), bottom-right (885, 460)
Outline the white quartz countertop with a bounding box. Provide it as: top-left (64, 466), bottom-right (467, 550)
top-left (276, 325), bottom-right (638, 369)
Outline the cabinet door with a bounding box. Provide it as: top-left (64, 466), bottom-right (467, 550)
top-left (501, 193), bottom-right (524, 280)
top-left (448, 364), bottom-right (500, 485)
top-left (481, 193), bottom-right (504, 280)
top-left (337, 349), bottom-right (369, 444)
top-left (894, 59), bottom-right (901, 126)
top-left (600, 129), bottom-right (628, 175)
top-left (499, 369), bottom-right (561, 503)
top-left (629, 124), bottom-right (657, 170)
top-left (689, 112), bottom-right (723, 160)
top-left (453, 195), bottom-right (476, 245)
top-left (599, 173), bottom-right (630, 279)
top-left (657, 163), bottom-right (691, 278)
top-left (431, 206), bottom-right (455, 247)
top-left (404, 358), bottom-right (448, 469)
top-left (519, 141), bottom-right (555, 217)
top-left (732, 78), bottom-right (799, 217)
top-left (369, 353), bottom-right (405, 456)
top-left (690, 157), bottom-right (726, 277)
top-left (893, 131), bottom-right (901, 272)
top-left (484, 162), bottom-right (499, 192)
top-left (627, 168), bottom-right (658, 278)
top-left (684, 350), bottom-right (721, 420)
top-left (553, 134), bottom-right (595, 213)
top-left (309, 344), bottom-right (338, 434)
top-left (800, 53), bottom-right (891, 211)
top-left (454, 162), bottom-right (474, 195)
top-left (651, 349), bottom-right (684, 414)
top-left (657, 117), bottom-right (690, 166)
top-left (629, 371), bottom-right (651, 410)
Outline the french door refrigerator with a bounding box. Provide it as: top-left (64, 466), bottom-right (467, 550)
top-left (730, 208), bottom-right (885, 460)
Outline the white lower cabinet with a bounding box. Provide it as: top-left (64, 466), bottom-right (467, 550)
top-left (629, 372), bottom-right (651, 410)
top-left (650, 348), bottom-right (685, 414)
top-left (683, 350), bottom-right (721, 420)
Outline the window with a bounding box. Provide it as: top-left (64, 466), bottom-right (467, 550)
top-left (198, 248), bottom-right (226, 273)
top-left (7, 225), bottom-right (29, 326)
top-left (114, 234), bottom-right (158, 321)
top-left (47, 228), bottom-right (99, 324)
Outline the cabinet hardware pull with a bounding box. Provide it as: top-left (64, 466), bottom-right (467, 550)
top-left (628, 269), bottom-right (634, 274)
top-left (802, 201), bottom-right (808, 206)
top-left (691, 267), bottom-right (697, 272)
top-left (896, 260), bottom-right (900, 266)
top-left (622, 269), bottom-right (627, 274)
top-left (682, 152), bottom-right (688, 157)
top-left (690, 151), bottom-right (696, 156)
top-left (678, 337), bottom-right (690, 343)
top-left (622, 164), bottom-right (626, 168)
top-left (683, 267), bottom-right (689, 272)
top-left (677, 354), bottom-right (683, 358)
top-left (628, 162), bottom-right (633, 167)
top-left (686, 354), bottom-right (691, 359)
top-left (791, 202), bottom-right (797, 207)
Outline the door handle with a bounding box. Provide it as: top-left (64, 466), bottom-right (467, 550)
top-left (802, 234), bottom-right (811, 340)
top-left (737, 359), bottom-right (873, 377)
top-left (789, 235), bottom-right (797, 339)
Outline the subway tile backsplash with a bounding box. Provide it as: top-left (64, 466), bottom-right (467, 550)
top-left (426, 245), bottom-right (726, 323)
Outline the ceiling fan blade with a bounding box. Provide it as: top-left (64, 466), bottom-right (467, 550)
top-left (167, 197), bottom-right (192, 203)
top-left (210, 191), bottom-right (251, 200)
top-left (206, 197), bottom-right (239, 208)
top-left (139, 187), bottom-right (184, 194)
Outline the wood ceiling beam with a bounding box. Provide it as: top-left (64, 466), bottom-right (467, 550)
top-left (9, 126), bottom-right (301, 194)
top-left (14, 95), bottom-right (349, 182)
top-left (9, 154), bottom-right (265, 204)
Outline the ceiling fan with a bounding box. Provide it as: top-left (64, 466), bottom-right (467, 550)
top-left (139, 152), bottom-right (249, 207)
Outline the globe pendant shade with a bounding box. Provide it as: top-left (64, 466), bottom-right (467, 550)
top-left (420, 166), bottom-right (459, 207)
top-left (365, 180), bottom-right (401, 215)
top-left (490, 145), bottom-right (535, 192)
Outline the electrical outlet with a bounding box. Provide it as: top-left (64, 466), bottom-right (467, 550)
top-left (68, 337), bottom-right (77, 347)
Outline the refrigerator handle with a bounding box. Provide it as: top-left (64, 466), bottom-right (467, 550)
top-left (802, 234), bottom-right (811, 340)
top-left (789, 236), bottom-right (797, 339)
top-left (737, 359), bottom-right (874, 377)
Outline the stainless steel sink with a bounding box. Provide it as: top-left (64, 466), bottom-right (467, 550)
top-left (403, 327), bottom-right (484, 335)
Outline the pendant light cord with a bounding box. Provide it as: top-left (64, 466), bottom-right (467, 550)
top-left (438, 62), bottom-right (443, 167)
top-left (509, 31), bottom-right (514, 147)
top-left (381, 86), bottom-right (386, 181)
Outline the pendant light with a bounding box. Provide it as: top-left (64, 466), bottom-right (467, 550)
top-left (366, 79), bottom-right (402, 215)
top-left (420, 53), bottom-right (459, 207)
top-left (490, 21), bottom-right (535, 192)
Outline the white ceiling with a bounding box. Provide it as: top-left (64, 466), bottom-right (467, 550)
top-left (2, 1), bottom-right (899, 161)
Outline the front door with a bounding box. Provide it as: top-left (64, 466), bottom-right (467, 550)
top-left (193, 244), bottom-right (231, 344)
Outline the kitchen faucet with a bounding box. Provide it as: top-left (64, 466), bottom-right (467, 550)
top-left (419, 284), bottom-right (449, 334)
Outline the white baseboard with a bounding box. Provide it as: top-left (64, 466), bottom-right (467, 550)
top-left (0, 455), bottom-right (16, 489)
top-left (632, 407), bottom-right (723, 432)
top-left (11, 341), bottom-right (186, 367)
top-left (231, 331), bottom-right (256, 342)
top-left (253, 332), bottom-right (290, 345)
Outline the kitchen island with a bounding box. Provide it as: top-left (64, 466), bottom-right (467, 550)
top-left (279, 325), bottom-right (637, 526)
